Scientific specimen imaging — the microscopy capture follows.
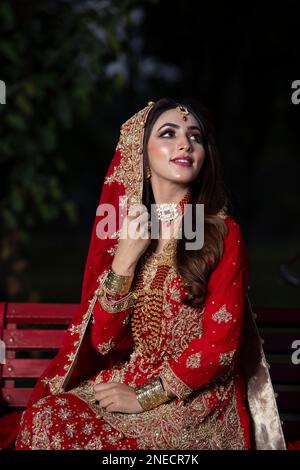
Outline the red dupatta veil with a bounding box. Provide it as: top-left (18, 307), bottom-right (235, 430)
top-left (0, 101), bottom-right (155, 449)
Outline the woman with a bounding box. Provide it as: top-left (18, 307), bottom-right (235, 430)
top-left (14, 98), bottom-right (285, 450)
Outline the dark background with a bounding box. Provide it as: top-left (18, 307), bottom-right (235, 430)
top-left (1, 0), bottom-right (299, 307)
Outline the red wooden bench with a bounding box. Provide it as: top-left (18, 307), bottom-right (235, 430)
top-left (0, 302), bottom-right (300, 442)
top-left (0, 302), bottom-right (76, 408)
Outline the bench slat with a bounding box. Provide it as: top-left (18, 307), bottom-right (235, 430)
top-left (2, 387), bottom-right (32, 407)
top-left (6, 303), bottom-right (77, 324)
top-left (3, 359), bottom-right (52, 378)
top-left (3, 329), bottom-right (66, 349)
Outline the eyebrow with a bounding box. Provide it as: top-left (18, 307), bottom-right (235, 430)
top-left (157, 122), bottom-right (201, 132)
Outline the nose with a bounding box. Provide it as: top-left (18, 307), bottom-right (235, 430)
top-left (177, 132), bottom-right (191, 151)
top-left (178, 140), bottom-right (191, 151)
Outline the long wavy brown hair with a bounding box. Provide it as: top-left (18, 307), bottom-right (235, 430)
top-left (142, 97), bottom-right (229, 308)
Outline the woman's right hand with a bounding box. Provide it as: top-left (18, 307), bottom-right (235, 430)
top-left (112, 204), bottom-right (151, 276)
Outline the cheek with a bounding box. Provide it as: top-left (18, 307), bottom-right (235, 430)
top-left (147, 139), bottom-right (172, 164)
top-left (195, 148), bottom-right (206, 167)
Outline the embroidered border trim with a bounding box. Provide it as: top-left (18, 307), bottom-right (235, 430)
top-left (159, 362), bottom-right (193, 400)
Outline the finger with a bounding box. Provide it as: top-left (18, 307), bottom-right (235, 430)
top-left (105, 404), bottom-right (118, 413)
top-left (94, 382), bottom-right (118, 393)
top-left (98, 397), bottom-right (115, 409)
top-left (128, 204), bottom-right (148, 218)
top-left (105, 403), bottom-right (119, 413)
top-left (94, 386), bottom-right (116, 398)
top-left (140, 223), bottom-right (151, 239)
top-left (128, 220), bottom-right (150, 239)
top-left (129, 214), bottom-right (149, 228)
top-left (133, 214), bottom-right (149, 227)
top-left (132, 213), bottom-right (150, 231)
top-left (95, 390), bottom-right (113, 402)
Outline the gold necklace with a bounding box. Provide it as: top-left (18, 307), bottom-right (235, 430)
top-left (131, 238), bottom-right (177, 356)
top-left (141, 237), bottom-right (177, 290)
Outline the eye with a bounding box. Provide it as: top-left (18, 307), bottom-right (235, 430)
top-left (159, 129), bottom-right (203, 143)
top-left (190, 134), bottom-right (202, 143)
top-left (159, 129), bottom-right (175, 138)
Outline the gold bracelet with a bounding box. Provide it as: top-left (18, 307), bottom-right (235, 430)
top-left (135, 378), bottom-right (171, 411)
top-left (102, 268), bottom-right (134, 295)
top-left (97, 288), bottom-right (137, 313)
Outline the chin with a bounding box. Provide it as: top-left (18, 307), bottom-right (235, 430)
top-left (171, 176), bottom-right (194, 184)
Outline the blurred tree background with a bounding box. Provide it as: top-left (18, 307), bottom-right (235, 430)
top-left (0, 0), bottom-right (299, 307)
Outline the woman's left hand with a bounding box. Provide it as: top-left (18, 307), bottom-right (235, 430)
top-left (94, 382), bottom-right (143, 414)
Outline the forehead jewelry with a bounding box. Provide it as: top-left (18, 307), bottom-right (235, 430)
top-left (176, 105), bottom-right (189, 121)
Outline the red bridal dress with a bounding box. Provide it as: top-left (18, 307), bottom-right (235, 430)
top-left (1, 102), bottom-right (286, 450)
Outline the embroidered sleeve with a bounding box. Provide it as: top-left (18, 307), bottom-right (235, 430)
top-left (90, 266), bottom-right (135, 355)
top-left (160, 218), bottom-right (249, 399)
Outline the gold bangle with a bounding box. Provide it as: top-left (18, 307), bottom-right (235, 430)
top-left (102, 268), bottom-right (134, 295)
top-left (135, 378), bottom-right (171, 411)
top-left (97, 288), bottom-right (137, 313)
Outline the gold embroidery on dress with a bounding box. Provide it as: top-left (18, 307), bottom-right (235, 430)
top-left (98, 379), bottom-right (246, 450)
top-left (219, 350), bottom-right (236, 366)
top-left (62, 258), bottom-right (245, 450)
top-left (60, 293), bottom-right (98, 391)
top-left (212, 304), bottom-right (233, 324)
top-left (84, 437), bottom-right (103, 449)
top-left (52, 211), bottom-right (244, 449)
top-left (159, 267), bottom-right (204, 358)
top-left (41, 292), bottom-right (98, 395)
top-left (32, 406), bottom-right (54, 450)
top-left (65, 423), bottom-right (76, 438)
top-left (186, 352), bottom-right (202, 369)
top-left (41, 375), bottom-right (65, 395)
top-left (98, 337), bottom-right (116, 355)
top-left (19, 426), bottom-right (31, 446)
top-left (57, 408), bottom-right (72, 421)
top-left (160, 362), bottom-right (193, 400)
top-left (107, 245), bottom-right (118, 256)
top-left (30, 395), bottom-right (105, 450)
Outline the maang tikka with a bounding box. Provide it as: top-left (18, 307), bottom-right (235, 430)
top-left (176, 105), bottom-right (189, 121)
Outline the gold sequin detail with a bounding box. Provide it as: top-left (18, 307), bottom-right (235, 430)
top-left (219, 350), bottom-right (236, 366)
top-left (186, 352), bottom-right (202, 369)
top-left (212, 304), bottom-right (233, 324)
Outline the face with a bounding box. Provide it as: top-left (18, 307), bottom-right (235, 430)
top-left (147, 108), bottom-right (206, 186)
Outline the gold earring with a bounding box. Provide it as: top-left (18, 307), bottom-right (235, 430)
top-left (146, 167), bottom-right (151, 179)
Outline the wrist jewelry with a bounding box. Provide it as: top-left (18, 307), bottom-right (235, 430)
top-left (96, 287), bottom-right (137, 314)
top-left (102, 268), bottom-right (134, 295)
top-left (135, 378), bottom-right (171, 411)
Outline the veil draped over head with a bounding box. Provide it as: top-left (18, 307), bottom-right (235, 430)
top-left (0, 100), bottom-right (289, 450)
top-left (22, 101), bottom-right (156, 404)
top-left (0, 101), bottom-right (155, 449)
top-left (81, 101), bottom-right (155, 304)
